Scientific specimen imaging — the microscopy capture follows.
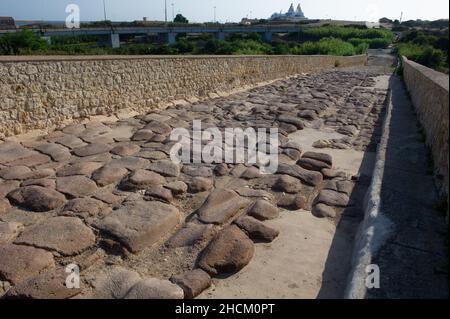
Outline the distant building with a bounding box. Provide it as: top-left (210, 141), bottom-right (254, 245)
top-left (270, 3), bottom-right (307, 21)
top-left (0, 16), bottom-right (16, 29)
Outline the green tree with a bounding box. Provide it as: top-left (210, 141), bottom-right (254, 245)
top-left (0, 29), bottom-right (48, 55)
top-left (174, 14), bottom-right (189, 24)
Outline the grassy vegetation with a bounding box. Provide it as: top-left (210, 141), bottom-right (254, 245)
top-left (395, 29), bottom-right (449, 72)
top-left (0, 26), bottom-right (394, 56)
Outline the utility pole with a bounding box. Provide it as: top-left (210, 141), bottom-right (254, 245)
top-left (164, 0), bottom-right (168, 23)
top-left (103, 0), bottom-right (107, 22)
top-left (400, 11), bottom-right (403, 23)
top-left (171, 3), bottom-right (175, 21)
top-left (214, 6), bottom-right (217, 23)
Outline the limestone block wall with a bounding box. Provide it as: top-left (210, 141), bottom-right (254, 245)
top-left (0, 54), bottom-right (366, 138)
top-left (402, 56), bottom-right (449, 196)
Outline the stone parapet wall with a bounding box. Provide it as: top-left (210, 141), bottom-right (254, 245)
top-left (0, 54), bottom-right (366, 138)
top-left (402, 56), bottom-right (449, 196)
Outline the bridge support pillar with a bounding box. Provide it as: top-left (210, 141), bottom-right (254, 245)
top-left (263, 32), bottom-right (273, 43)
top-left (167, 32), bottom-right (177, 45)
top-left (109, 33), bottom-right (120, 48)
top-left (215, 32), bottom-right (225, 41)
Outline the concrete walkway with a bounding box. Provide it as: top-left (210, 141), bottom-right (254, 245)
top-left (367, 75), bottom-right (449, 298)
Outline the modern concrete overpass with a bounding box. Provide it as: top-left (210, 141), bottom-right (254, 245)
top-left (0, 24), bottom-right (312, 47)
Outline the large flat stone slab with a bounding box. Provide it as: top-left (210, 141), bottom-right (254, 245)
top-left (0, 244), bottom-right (55, 285)
top-left (197, 189), bottom-right (248, 225)
top-left (14, 216), bottom-right (96, 256)
top-left (93, 201), bottom-right (181, 253)
top-left (7, 186), bottom-right (67, 212)
top-left (56, 176), bottom-right (98, 198)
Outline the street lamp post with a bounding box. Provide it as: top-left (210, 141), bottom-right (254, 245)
top-left (164, 0), bottom-right (168, 23)
top-left (103, 0), bottom-right (107, 22)
top-left (214, 6), bottom-right (217, 23)
top-left (171, 3), bottom-right (175, 21)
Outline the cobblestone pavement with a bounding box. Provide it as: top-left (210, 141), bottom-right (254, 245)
top-left (0, 68), bottom-right (389, 299)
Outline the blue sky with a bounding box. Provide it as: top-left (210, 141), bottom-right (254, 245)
top-left (1, 0), bottom-right (448, 22)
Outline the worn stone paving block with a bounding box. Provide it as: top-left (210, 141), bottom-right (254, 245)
top-left (56, 176), bottom-right (98, 198)
top-left (170, 269), bottom-right (211, 299)
top-left (0, 142), bottom-right (38, 165)
top-left (0, 244), bottom-right (55, 285)
top-left (7, 186), bottom-right (67, 212)
top-left (197, 189), bottom-right (249, 225)
top-left (198, 225), bottom-right (254, 276)
top-left (4, 268), bottom-right (82, 299)
top-left (93, 201), bottom-right (181, 253)
top-left (14, 216), bottom-right (96, 256)
top-left (35, 143), bottom-right (72, 162)
top-left (124, 278), bottom-right (184, 299)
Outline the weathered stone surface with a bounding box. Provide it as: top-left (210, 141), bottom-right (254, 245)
top-left (170, 269), bottom-right (211, 299)
top-left (278, 114), bottom-right (304, 129)
top-left (312, 203), bottom-right (336, 218)
top-left (187, 177), bottom-right (214, 193)
top-left (297, 157), bottom-right (332, 171)
top-left (314, 189), bottom-right (350, 207)
top-left (56, 161), bottom-right (103, 177)
top-left (0, 142), bottom-right (37, 165)
top-left (93, 190), bottom-right (124, 207)
top-left (6, 153), bottom-right (51, 168)
top-left (198, 225), bottom-right (254, 276)
top-left (323, 180), bottom-right (354, 196)
top-left (15, 216), bottom-right (96, 256)
top-left (247, 200), bottom-right (279, 221)
top-left (241, 166), bottom-right (261, 179)
top-left (0, 180), bottom-right (20, 197)
top-left (144, 121), bottom-right (172, 135)
top-left (165, 181), bottom-right (188, 198)
top-left (108, 156), bottom-right (150, 170)
top-left (0, 244), bottom-right (55, 285)
top-left (92, 166), bottom-right (129, 187)
top-left (124, 278), bottom-right (184, 299)
top-left (93, 267), bottom-right (141, 299)
top-left (54, 134), bottom-right (87, 149)
top-left (7, 186), bottom-right (66, 212)
top-left (4, 268), bottom-right (81, 299)
top-left (167, 222), bottom-right (212, 248)
top-left (234, 215), bottom-right (279, 242)
top-left (299, 109), bottom-right (318, 120)
top-left (283, 148), bottom-right (302, 161)
top-left (144, 185), bottom-right (173, 203)
top-left (21, 178), bottom-right (55, 188)
top-left (234, 187), bottom-right (274, 200)
top-left (322, 168), bottom-right (347, 179)
top-left (35, 143), bottom-right (71, 162)
top-left (197, 189), bottom-right (248, 224)
top-left (73, 143), bottom-right (112, 157)
top-left (273, 175), bottom-right (302, 194)
top-left (119, 169), bottom-right (166, 191)
top-left (182, 166), bottom-right (213, 178)
top-left (0, 199), bottom-right (11, 214)
top-left (93, 201), bottom-right (181, 253)
top-left (56, 176), bottom-right (98, 198)
top-left (148, 160), bottom-right (180, 177)
top-left (0, 166), bottom-right (32, 180)
top-left (0, 221), bottom-right (24, 244)
top-left (277, 163), bottom-right (323, 186)
top-left (132, 129), bottom-right (154, 141)
top-left (214, 163), bottom-right (230, 176)
top-left (61, 198), bottom-right (110, 219)
top-left (110, 144), bottom-right (140, 156)
top-left (302, 152), bottom-right (333, 166)
top-left (277, 193), bottom-right (307, 210)
top-left (230, 164), bottom-right (247, 178)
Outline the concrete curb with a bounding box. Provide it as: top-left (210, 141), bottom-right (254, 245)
top-left (344, 87), bottom-right (395, 299)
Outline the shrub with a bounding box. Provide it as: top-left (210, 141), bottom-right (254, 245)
top-left (0, 29), bottom-right (48, 55)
